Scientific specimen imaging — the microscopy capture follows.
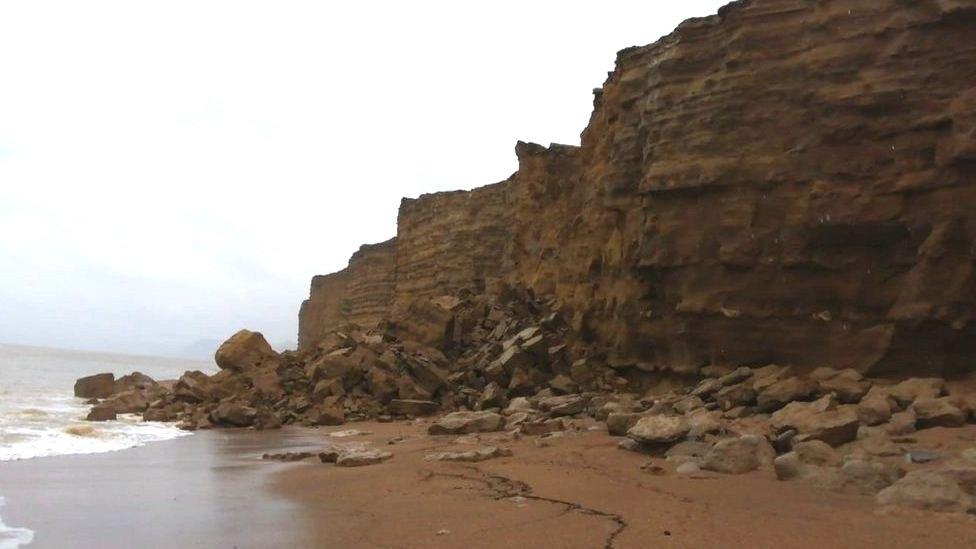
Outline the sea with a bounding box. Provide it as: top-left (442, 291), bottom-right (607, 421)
top-left (0, 343), bottom-right (214, 548)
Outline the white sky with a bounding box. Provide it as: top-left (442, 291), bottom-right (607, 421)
top-left (0, 0), bottom-right (728, 356)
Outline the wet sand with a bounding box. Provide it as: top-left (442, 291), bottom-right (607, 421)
top-left (2, 423), bottom-right (975, 548)
top-left (0, 428), bottom-right (324, 548)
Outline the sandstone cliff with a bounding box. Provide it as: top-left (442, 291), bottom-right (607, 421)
top-left (300, 0), bottom-right (976, 379)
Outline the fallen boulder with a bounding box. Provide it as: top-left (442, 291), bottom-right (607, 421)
top-left (336, 449), bottom-right (393, 467)
top-left (912, 397), bottom-right (967, 429)
top-left (626, 415), bottom-right (690, 445)
top-left (424, 446), bottom-right (513, 463)
top-left (700, 435), bottom-right (775, 474)
top-left (74, 373), bottom-right (115, 399)
top-left (876, 468), bottom-right (976, 514)
top-left (428, 411), bottom-right (504, 435)
top-left (210, 402), bottom-right (258, 427)
top-left (214, 329), bottom-right (279, 371)
top-left (86, 403), bottom-right (117, 422)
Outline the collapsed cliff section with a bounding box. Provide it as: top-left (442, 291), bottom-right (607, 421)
top-left (301, 0), bottom-right (976, 380)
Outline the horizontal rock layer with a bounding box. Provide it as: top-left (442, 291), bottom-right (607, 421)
top-left (300, 0), bottom-right (976, 378)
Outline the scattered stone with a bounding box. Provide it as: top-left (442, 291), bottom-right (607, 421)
top-left (912, 397), bottom-right (967, 429)
top-left (504, 397), bottom-right (535, 414)
top-left (262, 452), bottom-right (314, 462)
top-left (520, 419), bottom-right (564, 436)
top-left (757, 377), bottom-right (817, 412)
top-left (308, 400), bottom-right (345, 426)
top-left (819, 369), bottom-right (871, 403)
top-left (774, 453), bottom-right (803, 481)
top-left (857, 388), bottom-right (894, 426)
top-left (773, 429), bottom-right (797, 453)
top-left (328, 429), bottom-right (372, 438)
top-left (548, 375), bottom-right (578, 395)
top-left (336, 449), bottom-right (393, 467)
top-left (424, 446), bottom-right (512, 463)
top-left (210, 403), bottom-right (257, 427)
top-left (888, 378), bottom-right (945, 408)
top-left (771, 397), bottom-right (858, 446)
top-left (714, 384), bottom-right (756, 411)
top-left (885, 409), bottom-right (917, 436)
top-left (675, 461), bottom-right (701, 475)
top-left (388, 399), bottom-right (439, 416)
top-left (640, 461), bottom-right (667, 475)
top-left (793, 440), bottom-right (841, 467)
top-left (673, 396), bottom-right (704, 415)
top-left (627, 415), bottom-right (690, 445)
top-left (840, 459), bottom-right (903, 495)
top-left (700, 435), bottom-right (775, 474)
top-left (428, 411), bottom-right (504, 435)
top-left (606, 413), bottom-right (642, 436)
top-left (617, 439), bottom-right (647, 453)
top-left (905, 450), bottom-right (942, 464)
top-left (686, 409), bottom-right (725, 438)
top-left (542, 395), bottom-right (588, 417)
top-left (665, 441), bottom-right (712, 459)
top-left (876, 468), bottom-right (976, 514)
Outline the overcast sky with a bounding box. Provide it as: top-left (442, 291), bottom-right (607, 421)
top-left (0, 0), bottom-right (728, 357)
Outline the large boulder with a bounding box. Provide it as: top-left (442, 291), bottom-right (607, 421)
top-left (539, 394), bottom-right (587, 417)
top-left (335, 449), bottom-right (393, 467)
top-left (756, 377), bottom-right (818, 412)
top-left (427, 411), bottom-right (504, 435)
top-left (876, 468), bottom-right (976, 514)
top-left (913, 397), bottom-right (967, 429)
top-left (857, 387), bottom-right (894, 426)
top-left (700, 435), bottom-right (775, 474)
top-left (104, 390), bottom-right (150, 414)
top-left (74, 373), bottom-right (115, 399)
top-left (308, 397), bottom-right (345, 426)
top-left (819, 369), bottom-right (871, 403)
top-left (771, 396), bottom-right (859, 446)
top-left (114, 372), bottom-right (158, 394)
top-left (888, 378), bottom-right (945, 408)
top-left (210, 402), bottom-right (258, 427)
top-left (626, 415), bottom-right (690, 445)
top-left (606, 413), bottom-right (642, 436)
top-left (86, 403), bottom-right (117, 422)
top-left (173, 371), bottom-right (214, 403)
top-left (214, 329), bottom-right (279, 371)
top-left (392, 297), bottom-right (456, 350)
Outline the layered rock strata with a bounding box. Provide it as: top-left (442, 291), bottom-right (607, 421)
top-left (299, 0), bottom-right (976, 379)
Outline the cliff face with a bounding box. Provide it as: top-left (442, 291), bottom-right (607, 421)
top-left (300, 0), bottom-right (976, 378)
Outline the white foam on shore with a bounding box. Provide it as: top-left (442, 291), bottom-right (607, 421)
top-left (0, 497), bottom-right (34, 548)
top-left (0, 392), bottom-right (190, 462)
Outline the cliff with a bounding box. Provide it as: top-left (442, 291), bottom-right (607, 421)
top-left (300, 0), bottom-right (976, 379)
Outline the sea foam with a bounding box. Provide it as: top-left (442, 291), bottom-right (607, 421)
top-left (0, 392), bottom-right (190, 462)
top-left (0, 497), bottom-right (34, 549)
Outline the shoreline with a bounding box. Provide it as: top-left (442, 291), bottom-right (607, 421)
top-left (1, 422), bottom-right (975, 548)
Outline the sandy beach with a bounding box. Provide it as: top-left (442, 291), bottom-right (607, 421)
top-left (2, 422), bottom-right (975, 548)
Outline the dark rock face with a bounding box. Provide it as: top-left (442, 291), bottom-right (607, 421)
top-left (297, 0), bottom-right (976, 379)
top-left (74, 373), bottom-right (116, 399)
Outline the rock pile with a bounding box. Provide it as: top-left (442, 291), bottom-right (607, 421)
top-left (84, 286), bottom-right (631, 431)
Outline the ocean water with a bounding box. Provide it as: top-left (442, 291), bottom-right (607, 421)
top-left (0, 344), bottom-right (213, 461)
top-left (0, 344), bottom-right (214, 547)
